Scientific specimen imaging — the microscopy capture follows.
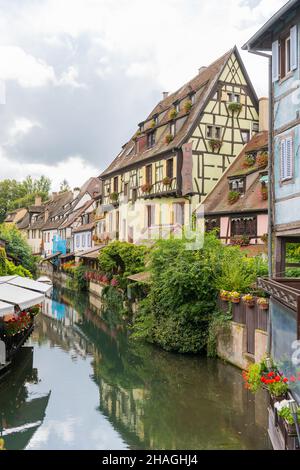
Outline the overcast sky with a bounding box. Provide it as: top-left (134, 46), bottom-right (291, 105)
top-left (0, 0), bottom-right (287, 191)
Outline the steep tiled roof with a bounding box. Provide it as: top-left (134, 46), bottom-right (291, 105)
top-left (73, 222), bottom-right (95, 233)
top-left (16, 213), bottom-right (30, 230)
top-left (101, 49), bottom-right (234, 177)
top-left (204, 131), bottom-right (268, 215)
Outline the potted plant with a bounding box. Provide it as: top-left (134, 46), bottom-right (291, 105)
top-left (150, 119), bottom-right (156, 128)
top-left (141, 183), bottom-right (152, 193)
top-left (208, 139), bottom-right (223, 152)
top-left (184, 100), bottom-right (193, 113)
top-left (220, 290), bottom-right (231, 301)
top-left (110, 192), bottom-right (119, 203)
top-left (162, 176), bottom-right (172, 186)
top-left (230, 291), bottom-right (241, 304)
top-left (169, 109), bottom-right (178, 120)
top-left (244, 154), bottom-right (255, 167)
top-left (261, 233), bottom-right (268, 245)
top-left (261, 185), bottom-right (268, 201)
top-left (228, 191), bottom-right (240, 205)
top-left (257, 297), bottom-right (269, 310)
top-left (165, 134), bottom-right (174, 144)
top-left (261, 373), bottom-right (289, 402)
top-left (256, 151), bottom-right (268, 168)
top-left (242, 294), bottom-right (255, 308)
top-left (228, 102), bottom-right (242, 113)
top-left (275, 400), bottom-right (300, 435)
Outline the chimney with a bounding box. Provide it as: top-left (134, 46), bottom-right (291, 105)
top-left (35, 196), bottom-right (42, 206)
top-left (73, 187), bottom-right (80, 199)
top-left (162, 92), bottom-right (169, 100)
top-left (198, 66), bottom-right (207, 74)
top-left (259, 97), bottom-right (269, 132)
top-left (51, 192), bottom-right (57, 201)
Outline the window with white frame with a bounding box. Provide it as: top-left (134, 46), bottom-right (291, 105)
top-left (280, 135), bottom-right (293, 181)
top-left (272, 25), bottom-right (298, 82)
top-left (206, 125), bottom-right (222, 140)
top-left (76, 235), bottom-right (80, 248)
top-left (82, 234), bottom-right (86, 247)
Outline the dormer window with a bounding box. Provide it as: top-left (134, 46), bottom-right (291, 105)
top-left (229, 177), bottom-right (245, 194)
top-left (175, 101), bottom-right (180, 113)
top-left (153, 114), bottom-right (158, 125)
top-left (139, 123), bottom-right (144, 132)
top-left (147, 131), bottom-right (156, 148)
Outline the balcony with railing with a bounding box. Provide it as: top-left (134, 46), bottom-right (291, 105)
top-left (140, 177), bottom-right (177, 199)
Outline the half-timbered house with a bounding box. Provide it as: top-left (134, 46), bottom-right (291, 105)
top-left (99, 47), bottom-right (260, 243)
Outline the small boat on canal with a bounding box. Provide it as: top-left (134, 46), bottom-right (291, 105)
top-left (0, 276), bottom-right (52, 378)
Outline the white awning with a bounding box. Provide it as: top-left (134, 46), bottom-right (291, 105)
top-left (0, 300), bottom-right (14, 317)
top-left (7, 276), bottom-right (52, 295)
top-left (0, 276), bottom-right (52, 311)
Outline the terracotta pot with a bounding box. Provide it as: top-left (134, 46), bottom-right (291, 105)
top-left (259, 303), bottom-right (269, 311)
top-left (231, 298), bottom-right (240, 304)
top-left (245, 301), bottom-right (255, 308)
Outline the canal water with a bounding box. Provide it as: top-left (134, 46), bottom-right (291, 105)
top-left (0, 286), bottom-right (272, 450)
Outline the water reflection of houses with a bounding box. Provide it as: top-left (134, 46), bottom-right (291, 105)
top-left (38, 292), bottom-right (94, 358)
top-left (0, 347), bottom-right (50, 450)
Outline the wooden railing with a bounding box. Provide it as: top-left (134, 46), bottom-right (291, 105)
top-left (218, 296), bottom-right (269, 355)
top-left (258, 277), bottom-right (300, 312)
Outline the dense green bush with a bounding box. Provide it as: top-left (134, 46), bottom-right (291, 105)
top-left (0, 224), bottom-right (37, 275)
top-left (132, 234), bottom-right (268, 354)
top-left (133, 237), bottom-right (218, 353)
top-left (98, 241), bottom-right (148, 288)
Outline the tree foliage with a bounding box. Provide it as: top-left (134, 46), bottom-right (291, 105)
top-left (0, 247), bottom-right (32, 278)
top-left (0, 175), bottom-right (51, 222)
top-left (0, 224), bottom-right (37, 275)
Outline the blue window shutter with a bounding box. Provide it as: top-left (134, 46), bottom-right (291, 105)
top-left (281, 139), bottom-right (287, 180)
top-left (272, 41), bottom-right (279, 82)
top-left (290, 25), bottom-right (298, 71)
top-left (286, 136), bottom-right (293, 179)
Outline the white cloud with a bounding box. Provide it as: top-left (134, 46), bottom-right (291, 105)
top-left (0, 149), bottom-right (99, 191)
top-left (57, 66), bottom-right (86, 88)
top-left (0, 46), bottom-right (56, 88)
top-left (8, 117), bottom-right (41, 140)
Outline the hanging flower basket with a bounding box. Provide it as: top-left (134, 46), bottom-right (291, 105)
top-left (208, 139), bottom-right (223, 152)
top-left (169, 109), bottom-right (178, 120)
top-left (220, 290), bottom-right (231, 301)
top-left (110, 192), bottom-right (119, 203)
top-left (184, 100), bottom-right (193, 113)
top-left (228, 191), bottom-right (240, 205)
top-left (150, 119), bottom-right (156, 129)
top-left (256, 151), bottom-right (268, 168)
top-left (165, 134), bottom-right (174, 144)
top-left (162, 176), bottom-right (172, 186)
top-left (228, 102), bottom-right (242, 113)
top-left (257, 298), bottom-right (269, 310)
top-left (141, 183), bottom-right (153, 193)
top-left (261, 186), bottom-right (268, 201)
top-left (244, 154), bottom-right (256, 167)
top-left (242, 294), bottom-right (255, 308)
top-left (230, 291), bottom-right (241, 303)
